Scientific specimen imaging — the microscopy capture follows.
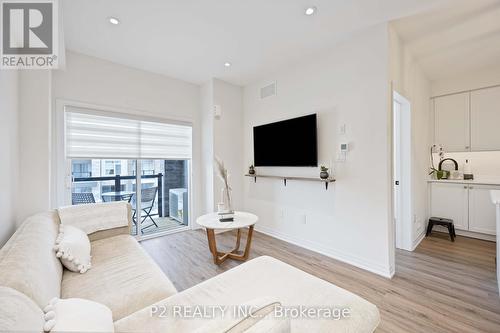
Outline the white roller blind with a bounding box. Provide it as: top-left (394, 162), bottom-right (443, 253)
top-left (65, 107), bottom-right (192, 159)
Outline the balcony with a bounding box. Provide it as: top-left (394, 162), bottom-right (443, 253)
top-left (72, 173), bottom-right (188, 236)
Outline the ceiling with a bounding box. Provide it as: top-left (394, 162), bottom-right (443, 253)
top-left (392, 0), bottom-right (500, 81)
top-left (63, 0), bottom-right (449, 86)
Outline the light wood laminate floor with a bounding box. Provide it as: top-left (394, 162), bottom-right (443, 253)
top-left (141, 229), bottom-right (500, 333)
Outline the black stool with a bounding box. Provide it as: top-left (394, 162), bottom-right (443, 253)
top-left (426, 217), bottom-right (455, 242)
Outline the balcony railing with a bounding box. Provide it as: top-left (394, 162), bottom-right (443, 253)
top-left (73, 173), bottom-right (164, 217)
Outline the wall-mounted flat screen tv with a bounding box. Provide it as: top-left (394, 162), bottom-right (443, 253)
top-left (253, 114), bottom-right (318, 167)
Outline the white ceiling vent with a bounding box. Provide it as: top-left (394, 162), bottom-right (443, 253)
top-left (260, 81), bottom-right (277, 99)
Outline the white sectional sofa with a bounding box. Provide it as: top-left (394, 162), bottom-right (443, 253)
top-left (0, 202), bottom-right (380, 332)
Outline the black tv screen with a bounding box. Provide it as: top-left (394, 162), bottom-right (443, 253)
top-left (253, 114), bottom-right (318, 167)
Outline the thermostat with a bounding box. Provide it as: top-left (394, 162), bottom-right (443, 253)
top-left (337, 143), bottom-right (349, 162)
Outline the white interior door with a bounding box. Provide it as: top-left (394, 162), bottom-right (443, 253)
top-left (393, 91), bottom-right (412, 251)
top-left (393, 99), bottom-right (403, 249)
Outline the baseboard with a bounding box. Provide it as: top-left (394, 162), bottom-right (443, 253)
top-left (431, 228), bottom-right (495, 242)
top-left (411, 232), bottom-right (425, 251)
top-left (388, 266), bottom-right (395, 278)
top-left (254, 225), bottom-right (393, 279)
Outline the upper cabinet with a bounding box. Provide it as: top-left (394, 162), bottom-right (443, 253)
top-left (433, 92), bottom-right (470, 152)
top-left (471, 86), bottom-right (500, 151)
top-left (433, 86), bottom-right (500, 152)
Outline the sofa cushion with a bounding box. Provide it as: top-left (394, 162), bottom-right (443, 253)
top-left (58, 202), bottom-right (131, 235)
top-left (0, 286), bottom-right (45, 333)
top-left (114, 256), bottom-right (380, 333)
top-left (193, 297), bottom-right (290, 333)
top-left (0, 211), bottom-right (63, 308)
top-left (61, 234), bottom-right (177, 321)
top-left (244, 312), bottom-right (291, 333)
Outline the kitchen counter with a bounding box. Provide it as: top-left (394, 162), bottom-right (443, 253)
top-left (427, 177), bottom-right (500, 186)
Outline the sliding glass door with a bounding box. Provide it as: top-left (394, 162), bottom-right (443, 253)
top-left (136, 159), bottom-right (189, 237)
top-left (62, 105), bottom-right (192, 239)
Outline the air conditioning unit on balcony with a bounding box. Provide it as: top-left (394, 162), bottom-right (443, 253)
top-left (169, 188), bottom-right (188, 225)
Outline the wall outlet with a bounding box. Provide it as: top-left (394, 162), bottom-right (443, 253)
top-left (300, 214), bottom-right (307, 224)
top-left (279, 209), bottom-right (285, 219)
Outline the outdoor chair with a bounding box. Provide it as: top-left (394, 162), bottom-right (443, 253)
top-left (131, 187), bottom-right (158, 231)
top-left (72, 192), bottom-right (96, 205)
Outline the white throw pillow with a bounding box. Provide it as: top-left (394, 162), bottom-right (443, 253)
top-left (53, 224), bottom-right (91, 273)
top-left (43, 297), bottom-right (114, 333)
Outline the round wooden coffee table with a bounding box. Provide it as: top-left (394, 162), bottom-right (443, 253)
top-left (196, 211), bottom-right (258, 265)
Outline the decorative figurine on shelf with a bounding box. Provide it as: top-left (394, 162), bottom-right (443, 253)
top-left (215, 157), bottom-right (234, 221)
top-left (248, 165), bottom-right (256, 175)
top-left (320, 165), bottom-right (329, 180)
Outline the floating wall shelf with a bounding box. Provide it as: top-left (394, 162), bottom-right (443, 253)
top-left (245, 174), bottom-right (335, 190)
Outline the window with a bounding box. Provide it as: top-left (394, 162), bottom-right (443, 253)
top-left (72, 160), bottom-right (92, 178)
top-left (141, 160), bottom-right (155, 175)
top-left (63, 106), bottom-right (192, 239)
top-left (104, 160), bottom-right (122, 175)
top-left (65, 108), bottom-right (192, 159)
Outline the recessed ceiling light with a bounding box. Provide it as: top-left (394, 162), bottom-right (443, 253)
top-left (305, 6), bottom-right (316, 16)
top-left (224, 62), bottom-right (231, 67)
top-left (108, 17), bottom-right (120, 25)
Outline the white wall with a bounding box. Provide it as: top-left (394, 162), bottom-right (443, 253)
top-left (0, 71), bottom-right (19, 246)
top-left (213, 79), bottom-right (244, 211)
top-left (50, 52), bottom-right (203, 221)
top-left (242, 24), bottom-right (393, 277)
top-left (200, 80), bottom-right (215, 214)
top-left (17, 70), bottom-right (52, 223)
top-left (389, 26), bottom-right (432, 249)
top-left (200, 79), bottom-right (244, 214)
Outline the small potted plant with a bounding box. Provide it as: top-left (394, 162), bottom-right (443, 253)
top-left (429, 168), bottom-right (449, 180)
top-left (320, 166), bottom-right (329, 179)
top-left (248, 165), bottom-right (256, 175)
top-left (429, 144), bottom-right (447, 179)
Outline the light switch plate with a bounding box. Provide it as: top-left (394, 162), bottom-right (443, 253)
top-left (214, 104), bottom-right (222, 119)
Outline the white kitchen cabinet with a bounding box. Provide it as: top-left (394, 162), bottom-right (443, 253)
top-left (430, 182), bottom-right (469, 230)
top-left (433, 92), bottom-right (470, 152)
top-left (470, 86), bottom-right (500, 151)
top-left (468, 185), bottom-right (499, 235)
